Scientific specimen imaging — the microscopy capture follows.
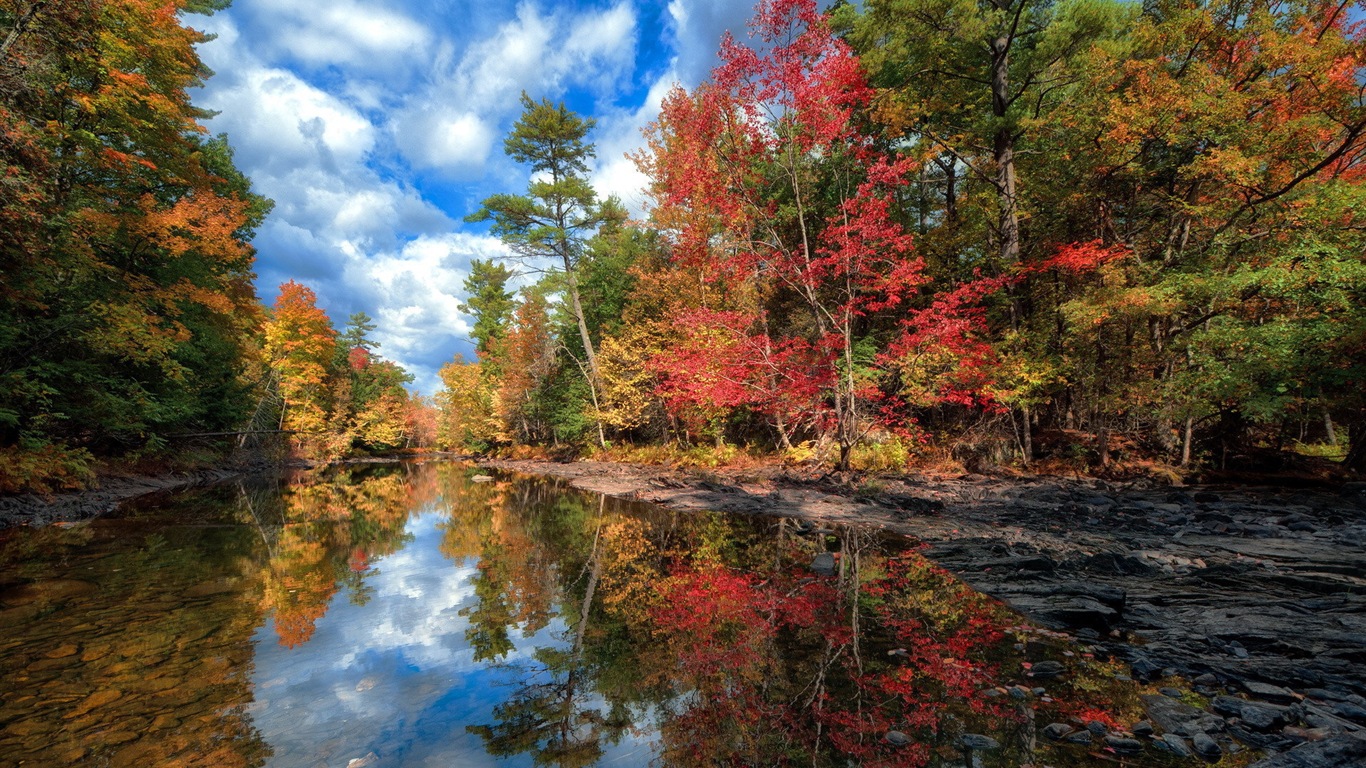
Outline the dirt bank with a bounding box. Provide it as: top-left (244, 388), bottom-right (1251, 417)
top-left (0, 468), bottom-right (246, 528)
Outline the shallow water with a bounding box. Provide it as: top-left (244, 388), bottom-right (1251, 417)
top-left (0, 463), bottom-right (1189, 767)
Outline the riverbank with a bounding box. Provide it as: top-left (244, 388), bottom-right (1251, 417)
top-left (0, 467), bottom-right (248, 528)
top-left (480, 458), bottom-right (1366, 762)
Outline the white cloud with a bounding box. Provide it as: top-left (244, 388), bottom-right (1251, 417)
top-left (189, 0), bottom-right (756, 396)
top-left (666, 0), bottom-right (755, 87)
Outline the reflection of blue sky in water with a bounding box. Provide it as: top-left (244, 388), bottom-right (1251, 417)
top-left (246, 507), bottom-right (657, 767)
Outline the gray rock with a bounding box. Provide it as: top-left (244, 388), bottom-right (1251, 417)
top-left (957, 734), bottom-right (998, 751)
top-left (1191, 731), bottom-right (1222, 759)
top-left (1246, 735), bottom-right (1366, 768)
top-left (1064, 730), bottom-right (1093, 744)
top-left (1132, 721), bottom-right (1155, 737)
top-left (1245, 680), bottom-right (1298, 704)
top-left (1105, 735), bottom-right (1144, 753)
top-left (1160, 734), bottom-right (1196, 758)
top-left (1029, 660), bottom-right (1066, 679)
top-left (884, 730), bottom-right (912, 747)
top-left (1042, 723), bottom-right (1073, 741)
top-left (1143, 694), bottom-right (1227, 736)
top-left (811, 552), bottom-right (836, 576)
top-left (1331, 703), bottom-right (1366, 723)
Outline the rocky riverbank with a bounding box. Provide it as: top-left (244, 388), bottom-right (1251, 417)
top-left (0, 468), bottom-right (247, 528)
top-left (480, 458), bottom-right (1366, 766)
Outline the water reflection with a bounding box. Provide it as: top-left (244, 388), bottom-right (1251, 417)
top-left (0, 464), bottom-right (1175, 767)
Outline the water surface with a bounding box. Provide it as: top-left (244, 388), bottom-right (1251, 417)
top-left (0, 463), bottom-right (1179, 767)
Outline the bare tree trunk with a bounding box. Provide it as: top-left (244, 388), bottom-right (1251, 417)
top-left (0, 1), bottom-right (48, 65)
top-left (1181, 415), bottom-right (1194, 467)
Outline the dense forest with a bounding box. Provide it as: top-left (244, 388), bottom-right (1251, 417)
top-left (2, 0), bottom-right (1364, 491)
top-left (0, 0), bottom-right (427, 491)
top-left (437, 0), bottom-right (1366, 477)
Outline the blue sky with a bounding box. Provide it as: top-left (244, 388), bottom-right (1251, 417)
top-left (190, 0), bottom-right (757, 395)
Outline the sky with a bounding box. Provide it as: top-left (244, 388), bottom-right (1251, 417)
top-left (189, 0), bottom-right (758, 396)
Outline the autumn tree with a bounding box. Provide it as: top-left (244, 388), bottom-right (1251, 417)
top-left (0, 0), bottom-right (271, 485)
top-left (640, 0), bottom-right (1006, 467)
top-left (467, 94), bottom-right (623, 447)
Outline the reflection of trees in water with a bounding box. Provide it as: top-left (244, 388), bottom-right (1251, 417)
top-left (253, 465), bottom-right (430, 647)
top-left (449, 472), bottom-right (1139, 768)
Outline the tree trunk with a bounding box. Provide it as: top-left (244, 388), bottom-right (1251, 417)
top-left (0, 1), bottom-right (48, 65)
top-left (990, 36), bottom-right (1020, 267)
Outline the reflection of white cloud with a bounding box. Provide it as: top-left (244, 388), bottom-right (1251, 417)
top-left (249, 510), bottom-right (571, 765)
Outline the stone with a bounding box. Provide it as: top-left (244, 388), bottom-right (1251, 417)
top-left (347, 752), bottom-right (380, 768)
top-left (1042, 723), bottom-right (1074, 741)
top-left (1142, 694), bottom-right (1226, 736)
top-left (1064, 730), bottom-right (1093, 745)
top-left (811, 552), bottom-right (836, 576)
top-left (1028, 660), bottom-right (1066, 679)
top-left (1191, 731), bottom-right (1222, 759)
top-left (1160, 734), bottom-right (1196, 758)
top-left (1105, 735), bottom-right (1144, 753)
top-left (470, 475), bottom-right (495, 483)
top-left (1132, 721), bottom-right (1155, 737)
top-left (1245, 735), bottom-right (1366, 768)
top-left (1086, 720), bottom-right (1110, 735)
top-left (884, 731), bottom-right (912, 747)
top-left (1244, 680), bottom-right (1298, 704)
top-left (1330, 703), bottom-right (1366, 723)
top-left (957, 734), bottom-right (998, 751)
top-left (44, 644), bottom-right (79, 659)
top-left (1242, 702), bottom-right (1291, 732)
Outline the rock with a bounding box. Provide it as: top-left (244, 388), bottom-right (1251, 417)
top-left (1246, 735), bottom-right (1366, 768)
top-left (1083, 552), bottom-right (1157, 576)
top-left (884, 731), bottom-right (912, 747)
top-left (347, 753), bottom-right (380, 768)
top-left (1042, 723), bottom-right (1074, 741)
top-left (470, 475), bottom-right (495, 483)
top-left (1028, 660), bottom-right (1066, 679)
top-left (1194, 492), bottom-right (1223, 503)
top-left (1160, 734), bottom-right (1196, 758)
top-left (1191, 731), bottom-right (1222, 759)
top-left (1242, 701), bottom-right (1291, 732)
top-left (1086, 720), bottom-right (1110, 735)
top-left (1132, 721), bottom-right (1155, 737)
top-left (65, 688), bottom-right (122, 719)
top-left (1160, 687), bottom-right (1185, 698)
top-left (811, 552), bottom-right (836, 576)
top-left (1331, 703), bottom-right (1366, 723)
top-left (1142, 694), bottom-right (1226, 736)
top-left (44, 643), bottom-right (79, 659)
top-left (957, 734), bottom-right (999, 751)
top-left (1214, 695), bottom-right (1248, 717)
top-left (1064, 730), bottom-right (1093, 744)
top-left (1244, 680), bottom-right (1299, 704)
top-left (1106, 735), bottom-right (1144, 753)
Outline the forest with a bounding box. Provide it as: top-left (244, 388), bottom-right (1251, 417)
top-left (2, 0), bottom-right (1365, 492)
top-left (437, 0), bottom-right (1366, 476)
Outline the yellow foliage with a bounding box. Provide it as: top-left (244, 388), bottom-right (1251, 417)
top-left (436, 358), bottom-right (501, 451)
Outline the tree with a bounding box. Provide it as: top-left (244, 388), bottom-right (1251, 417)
top-left (467, 93), bottom-right (619, 446)
top-left (0, 0), bottom-right (270, 483)
top-left (263, 281), bottom-right (337, 454)
top-left (340, 311), bottom-right (379, 352)
top-left (640, 0), bottom-right (1002, 467)
top-left (459, 259), bottom-right (516, 363)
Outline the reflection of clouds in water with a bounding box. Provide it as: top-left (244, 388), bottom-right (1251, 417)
top-left (248, 510), bottom-right (577, 767)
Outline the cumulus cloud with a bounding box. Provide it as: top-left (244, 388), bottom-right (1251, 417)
top-left (189, 0), bottom-right (754, 395)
